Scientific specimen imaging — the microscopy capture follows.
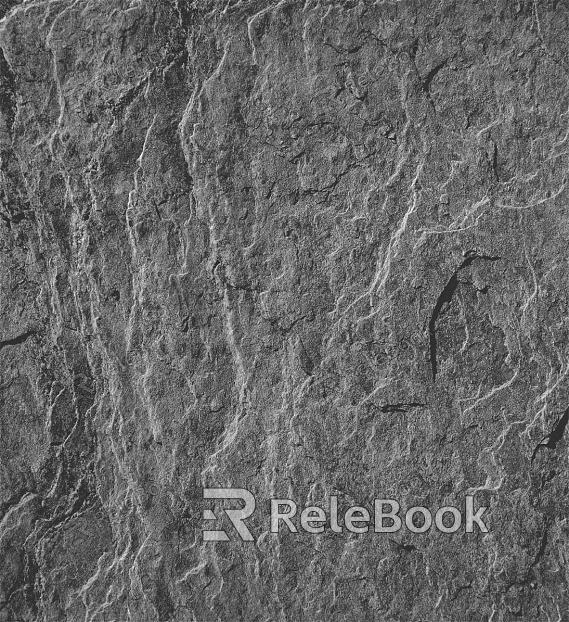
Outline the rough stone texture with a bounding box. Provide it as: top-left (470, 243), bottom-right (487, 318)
top-left (1, 1), bottom-right (569, 620)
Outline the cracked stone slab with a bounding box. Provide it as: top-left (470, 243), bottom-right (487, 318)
top-left (1, 1), bottom-right (569, 620)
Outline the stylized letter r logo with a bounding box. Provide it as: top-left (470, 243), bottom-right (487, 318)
top-left (203, 488), bottom-right (256, 542)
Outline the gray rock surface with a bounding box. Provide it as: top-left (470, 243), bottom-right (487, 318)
top-left (1, 1), bottom-right (569, 620)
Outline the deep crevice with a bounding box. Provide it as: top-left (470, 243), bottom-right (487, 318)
top-left (532, 407), bottom-right (569, 462)
top-left (380, 402), bottom-right (425, 413)
top-left (0, 329), bottom-right (35, 351)
top-left (428, 251), bottom-right (501, 380)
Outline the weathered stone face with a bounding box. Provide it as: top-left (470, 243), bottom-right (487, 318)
top-left (1, 1), bottom-right (569, 620)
